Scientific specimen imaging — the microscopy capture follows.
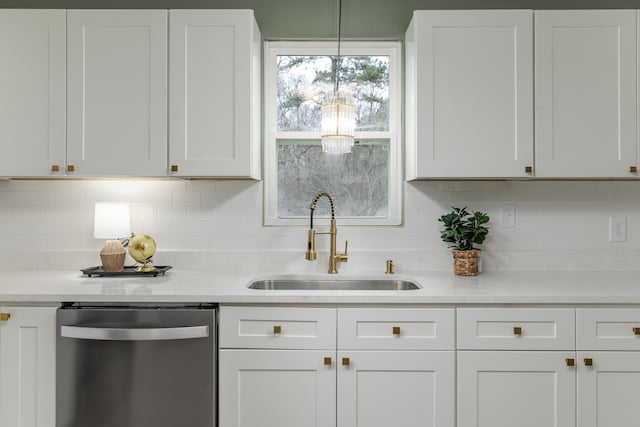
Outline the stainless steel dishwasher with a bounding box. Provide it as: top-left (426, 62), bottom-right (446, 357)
top-left (56, 302), bottom-right (216, 427)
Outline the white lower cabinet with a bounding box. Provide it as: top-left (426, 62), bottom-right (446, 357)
top-left (577, 352), bottom-right (640, 427)
top-left (458, 307), bottom-right (640, 427)
top-left (575, 309), bottom-right (640, 427)
top-left (219, 306), bottom-right (455, 427)
top-left (338, 350), bottom-right (454, 427)
top-left (219, 349), bottom-right (336, 427)
top-left (458, 351), bottom-right (576, 427)
top-left (0, 306), bottom-right (57, 427)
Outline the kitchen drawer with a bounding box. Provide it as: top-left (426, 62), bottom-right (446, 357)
top-left (219, 306), bottom-right (336, 349)
top-left (338, 308), bottom-right (455, 350)
top-left (577, 308), bottom-right (640, 350)
top-left (457, 308), bottom-right (575, 350)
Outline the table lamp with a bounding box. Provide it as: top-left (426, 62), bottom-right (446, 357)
top-left (94, 202), bottom-right (131, 272)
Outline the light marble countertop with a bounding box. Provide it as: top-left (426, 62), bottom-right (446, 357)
top-left (2, 270), bottom-right (640, 304)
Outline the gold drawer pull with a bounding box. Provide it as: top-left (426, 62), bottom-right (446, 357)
top-left (324, 357), bottom-right (332, 366)
top-left (273, 325), bottom-right (282, 334)
top-left (0, 313), bottom-right (10, 321)
top-left (584, 358), bottom-right (593, 367)
top-left (566, 358), bottom-right (575, 367)
top-left (525, 166), bottom-right (533, 174)
top-left (633, 327), bottom-right (640, 335)
top-left (342, 357), bottom-right (350, 366)
top-left (170, 165), bottom-right (179, 172)
top-left (51, 165), bottom-right (60, 172)
top-left (513, 326), bottom-right (522, 335)
top-left (66, 165), bottom-right (75, 173)
top-left (392, 326), bottom-right (401, 335)
top-left (629, 166), bottom-right (637, 174)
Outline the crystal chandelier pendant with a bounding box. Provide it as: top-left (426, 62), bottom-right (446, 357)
top-left (321, 90), bottom-right (355, 154)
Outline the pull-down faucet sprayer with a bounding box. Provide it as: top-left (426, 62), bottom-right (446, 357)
top-left (305, 190), bottom-right (348, 274)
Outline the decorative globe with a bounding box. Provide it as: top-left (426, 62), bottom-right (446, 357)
top-left (128, 234), bottom-right (157, 272)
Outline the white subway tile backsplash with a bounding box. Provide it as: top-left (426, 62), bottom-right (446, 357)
top-left (3, 179), bottom-right (640, 271)
top-left (172, 191), bottom-right (201, 206)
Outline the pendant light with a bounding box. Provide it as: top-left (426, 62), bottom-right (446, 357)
top-left (321, 0), bottom-right (355, 154)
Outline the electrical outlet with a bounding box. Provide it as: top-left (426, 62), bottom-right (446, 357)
top-left (500, 204), bottom-right (515, 228)
top-left (609, 217), bottom-right (626, 242)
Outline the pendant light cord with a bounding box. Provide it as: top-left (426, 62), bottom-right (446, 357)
top-left (335, 0), bottom-right (343, 94)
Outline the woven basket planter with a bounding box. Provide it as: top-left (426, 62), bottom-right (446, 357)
top-left (452, 249), bottom-right (479, 276)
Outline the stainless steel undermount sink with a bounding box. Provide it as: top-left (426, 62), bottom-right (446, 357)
top-left (247, 278), bottom-right (421, 291)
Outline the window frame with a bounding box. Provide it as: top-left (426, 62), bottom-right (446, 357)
top-left (263, 40), bottom-right (403, 226)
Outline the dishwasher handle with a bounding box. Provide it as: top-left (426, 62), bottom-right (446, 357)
top-left (60, 325), bottom-right (209, 341)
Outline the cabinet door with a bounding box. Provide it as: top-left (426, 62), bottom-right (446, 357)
top-left (458, 351), bottom-right (575, 427)
top-left (169, 10), bottom-right (261, 178)
top-left (67, 10), bottom-right (168, 177)
top-left (535, 10), bottom-right (637, 178)
top-left (0, 306), bottom-right (56, 427)
top-left (0, 10), bottom-right (66, 177)
top-left (577, 352), bottom-right (640, 427)
top-left (338, 351), bottom-right (454, 427)
top-left (219, 349), bottom-right (336, 427)
top-left (405, 10), bottom-right (533, 179)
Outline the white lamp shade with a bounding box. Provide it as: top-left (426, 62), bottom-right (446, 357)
top-left (94, 202), bottom-right (131, 239)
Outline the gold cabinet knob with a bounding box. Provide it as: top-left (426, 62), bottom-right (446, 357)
top-left (51, 165), bottom-right (60, 172)
top-left (170, 165), bottom-right (179, 173)
top-left (629, 166), bottom-right (637, 174)
top-left (342, 357), bottom-right (350, 366)
top-left (584, 358), bottom-right (593, 367)
top-left (513, 326), bottom-right (522, 335)
top-left (524, 166), bottom-right (533, 174)
top-left (273, 325), bottom-right (282, 334)
top-left (324, 357), bottom-right (332, 366)
top-left (565, 358), bottom-right (575, 367)
top-left (392, 326), bottom-right (401, 335)
top-left (633, 327), bottom-right (640, 335)
top-left (66, 165), bottom-right (75, 173)
top-left (0, 313), bottom-right (10, 321)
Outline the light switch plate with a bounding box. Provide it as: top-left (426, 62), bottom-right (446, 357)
top-left (500, 204), bottom-right (515, 228)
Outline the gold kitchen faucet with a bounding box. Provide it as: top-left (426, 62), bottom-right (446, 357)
top-left (305, 190), bottom-right (348, 274)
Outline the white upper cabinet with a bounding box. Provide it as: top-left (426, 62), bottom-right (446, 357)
top-left (169, 10), bottom-right (261, 178)
top-left (405, 10), bottom-right (534, 179)
top-left (0, 10), bottom-right (66, 177)
top-left (535, 10), bottom-right (637, 178)
top-left (67, 10), bottom-right (168, 177)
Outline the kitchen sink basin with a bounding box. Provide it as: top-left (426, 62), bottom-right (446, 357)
top-left (247, 278), bottom-right (421, 291)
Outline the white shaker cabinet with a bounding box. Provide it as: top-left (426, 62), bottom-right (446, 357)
top-left (405, 10), bottom-right (534, 179)
top-left (66, 10), bottom-right (168, 177)
top-left (169, 10), bottom-right (261, 178)
top-left (458, 351), bottom-right (576, 427)
top-left (0, 306), bottom-right (57, 427)
top-left (219, 306), bottom-right (455, 427)
top-left (576, 309), bottom-right (640, 427)
top-left (534, 10), bottom-right (637, 178)
top-left (457, 308), bottom-right (576, 427)
top-left (219, 307), bottom-right (337, 427)
top-left (0, 10), bottom-right (66, 177)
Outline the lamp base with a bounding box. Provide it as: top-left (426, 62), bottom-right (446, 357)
top-left (99, 240), bottom-right (126, 272)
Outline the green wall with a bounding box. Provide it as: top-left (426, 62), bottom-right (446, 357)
top-left (2, 0), bottom-right (640, 38)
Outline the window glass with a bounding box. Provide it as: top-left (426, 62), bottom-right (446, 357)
top-left (264, 42), bottom-right (401, 226)
top-left (277, 56), bottom-right (390, 132)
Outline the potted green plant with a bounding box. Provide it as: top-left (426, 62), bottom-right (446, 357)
top-left (438, 207), bottom-right (490, 276)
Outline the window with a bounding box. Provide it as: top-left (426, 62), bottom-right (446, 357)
top-left (264, 41), bottom-right (402, 226)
